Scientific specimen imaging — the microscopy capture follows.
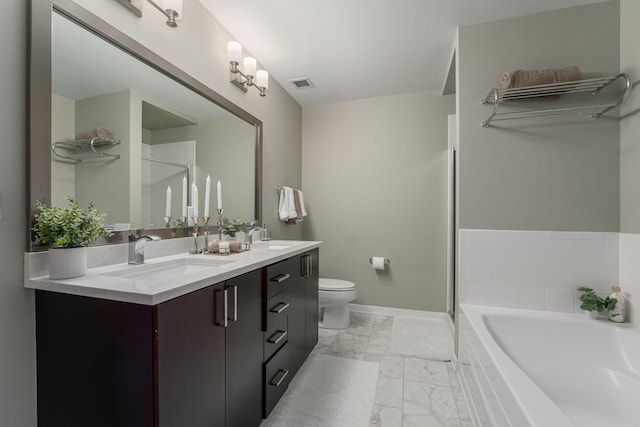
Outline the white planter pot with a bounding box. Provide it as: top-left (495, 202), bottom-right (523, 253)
top-left (49, 247), bottom-right (88, 279)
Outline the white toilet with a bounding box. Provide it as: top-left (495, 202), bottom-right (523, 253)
top-left (318, 278), bottom-right (357, 329)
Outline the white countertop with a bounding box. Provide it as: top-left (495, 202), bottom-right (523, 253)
top-left (25, 240), bottom-right (321, 305)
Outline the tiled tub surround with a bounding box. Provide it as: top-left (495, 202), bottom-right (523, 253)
top-left (458, 230), bottom-right (620, 313)
top-left (619, 233), bottom-right (640, 326)
top-left (24, 239), bottom-right (321, 304)
top-left (458, 304), bottom-right (640, 427)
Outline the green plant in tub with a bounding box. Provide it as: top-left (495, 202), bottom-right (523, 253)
top-left (220, 218), bottom-right (249, 238)
top-left (577, 286), bottom-right (616, 313)
top-left (33, 196), bottom-right (111, 248)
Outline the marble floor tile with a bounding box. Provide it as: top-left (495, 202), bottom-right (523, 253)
top-left (326, 332), bottom-right (370, 360)
top-left (402, 413), bottom-right (460, 427)
top-left (371, 404), bottom-right (403, 427)
top-left (404, 358), bottom-right (451, 386)
top-left (311, 311), bottom-right (469, 427)
top-left (375, 315), bottom-right (394, 327)
top-left (375, 373), bottom-right (404, 409)
top-left (403, 380), bottom-right (459, 426)
top-left (367, 324), bottom-right (393, 355)
top-left (339, 312), bottom-right (376, 336)
top-left (364, 354), bottom-right (404, 378)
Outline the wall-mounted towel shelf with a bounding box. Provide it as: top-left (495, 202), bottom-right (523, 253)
top-left (52, 137), bottom-right (121, 164)
top-left (480, 73), bottom-right (631, 128)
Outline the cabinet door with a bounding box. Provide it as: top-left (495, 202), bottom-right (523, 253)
top-left (36, 291), bottom-right (154, 427)
top-left (156, 283), bottom-right (226, 427)
top-left (225, 270), bottom-right (263, 427)
top-left (304, 249), bottom-right (320, 354)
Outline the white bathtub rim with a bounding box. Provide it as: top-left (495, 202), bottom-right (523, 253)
top-left (460, 304), bottom-right (574, 427)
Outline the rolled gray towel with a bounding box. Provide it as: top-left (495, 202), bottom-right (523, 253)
top-left (75, 127), bottom-right (114, 141)
top-left (498, 66), bottom-right (582, 89)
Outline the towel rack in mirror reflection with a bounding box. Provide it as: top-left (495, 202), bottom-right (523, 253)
top-left (51, 137), bottom-right (121, 164)
top-left (141, 157), bottom-right (193, 187)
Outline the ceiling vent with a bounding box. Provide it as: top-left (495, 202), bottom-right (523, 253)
top-left (289, 77), bottom-right (315, 89)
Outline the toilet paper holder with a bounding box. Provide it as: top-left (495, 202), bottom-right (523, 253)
top-left (369, 257), bottom-right (391, 266)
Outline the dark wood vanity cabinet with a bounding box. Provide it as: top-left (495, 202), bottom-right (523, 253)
top-left (36, 269), bottom-right (262, 427)
top-left (35, 249), bottom-right (318, 427)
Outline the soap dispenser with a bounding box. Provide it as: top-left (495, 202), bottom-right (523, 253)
top-left (608, 285), bottom-right (626, 323)
top-left (260, 222), bottom-right (271, 241)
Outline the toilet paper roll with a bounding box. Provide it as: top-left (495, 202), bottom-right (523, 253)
top-left (371, 256), bottom-right (386, 270)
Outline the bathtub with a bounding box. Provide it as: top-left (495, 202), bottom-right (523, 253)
top-left (457, 304), bottom-right (640, 427)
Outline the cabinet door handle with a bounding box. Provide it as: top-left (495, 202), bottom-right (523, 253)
top-left (270, 302), bottom-right (290, 314)
top-left (222, 289), bottom-right (228, 328)
top-left (228, 284), bottom-right (238, 322)
top-left (307, 254), bottom-right (313, 276)
top-left (267, 330), bottom-right (287, 345)
top-left (215, 289), bottom-right (228, 327)
top-left (269, 369), bottom-right (289, 387)
top-left (271, 273), bottom-right (290, 283)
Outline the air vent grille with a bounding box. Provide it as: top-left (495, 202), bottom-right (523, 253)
top-left (289, 77), bottom-right (315, 89)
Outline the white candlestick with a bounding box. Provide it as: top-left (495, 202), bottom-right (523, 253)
top-left (217, 180), bottom-right (222, 210)
top-left (182, 176), bottom-right (187, 218)
top-left (192, 181), bottom-right (199, 218)
top-left (204, 174), bottom-right (211, 218)
top-left (165, 186), bottom-right (172, 217)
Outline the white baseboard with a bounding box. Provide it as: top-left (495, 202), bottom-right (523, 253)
top-left (348, 303), bottom-right (449, 320)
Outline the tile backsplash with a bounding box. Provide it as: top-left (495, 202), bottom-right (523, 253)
top-left (458, 229), bottom-right (620, 314)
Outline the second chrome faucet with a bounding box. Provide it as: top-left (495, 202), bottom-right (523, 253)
top-left (128, 229), bottom-right (161, 264)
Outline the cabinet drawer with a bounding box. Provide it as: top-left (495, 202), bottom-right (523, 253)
top-left (264, 292), bottom-right (290, 361)
top-left (265, 258), bottom-right (296, 299)
top-left (264, 342), bottom-right (291, 418)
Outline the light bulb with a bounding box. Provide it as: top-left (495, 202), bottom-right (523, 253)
top-left (256, 70), bottom-right (269, 90)
top-left (243, 57), bottom-right (257, 78)
top-left (227, 41), bottom-right (242, 63)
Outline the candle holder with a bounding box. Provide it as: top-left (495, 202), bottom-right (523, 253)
top-left (179, 216), bottom-right (187, 228)
top-left (163, 216), bottom-right (172, 228)
top-left (202, 217), bottom-right (210, 254)
top-left (217, 208), bottom-right (224, 240)
top-left (189, 216), bottom-right (201, 254)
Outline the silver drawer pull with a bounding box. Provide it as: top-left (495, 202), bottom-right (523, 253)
top-left (271, 273), bottom-right (290, 283)
top-left (269, 369), bottom-right (289, 387)
top-left (267, 330), bottom-right (287, 345)
top-left (270, 302), bottom-right (290, 314)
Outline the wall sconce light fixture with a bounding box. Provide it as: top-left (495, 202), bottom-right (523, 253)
top-left (227, 41), bottom-right (269, 97)
top-left (116, 0), bottom-right (183, 28)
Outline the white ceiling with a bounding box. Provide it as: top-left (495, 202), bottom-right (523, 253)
top-left (199, 0), bottom-right (606, 106)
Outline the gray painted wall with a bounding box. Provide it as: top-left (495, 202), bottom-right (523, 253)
top-left (620, 0), bottom-right (640, 233)
top-left (0, 1), bottom-right (37, 425)
top-left (302, 91), bottom-right (455, 311)
top-left (458, 1), bottom-right (620, 231)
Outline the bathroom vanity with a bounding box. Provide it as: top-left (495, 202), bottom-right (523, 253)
top-left (26, 241), bottom-right (320, 427)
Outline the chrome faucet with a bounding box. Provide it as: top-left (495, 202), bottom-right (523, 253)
top-left (128, 229), bottom-right (161, 265)
top-left (245, 221), bottom-right (263, 244)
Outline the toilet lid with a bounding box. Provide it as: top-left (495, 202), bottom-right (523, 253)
top-left (319, 278), bottom-right (356, 291)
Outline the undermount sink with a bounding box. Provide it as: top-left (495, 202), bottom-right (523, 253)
top-left (103, 257), bottom-right (235, 282)
top-left (251, 240), bottom-right (293, 250)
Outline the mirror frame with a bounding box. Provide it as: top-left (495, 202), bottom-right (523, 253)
top-left (28, 0), bottom-right (263, 251)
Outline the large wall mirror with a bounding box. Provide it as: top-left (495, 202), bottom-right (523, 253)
top-left (29, 0), bottom-right (262, 250)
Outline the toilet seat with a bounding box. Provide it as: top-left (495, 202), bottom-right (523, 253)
top-left (319, 278), bottom-right (356, 291)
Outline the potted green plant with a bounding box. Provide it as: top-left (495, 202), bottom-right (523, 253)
top-left (33, 196), bottom-right (111, 279)
top-left (577, 286), bottom-right (617, 319)
top-left (220, 218), bottom-right (249, 240)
